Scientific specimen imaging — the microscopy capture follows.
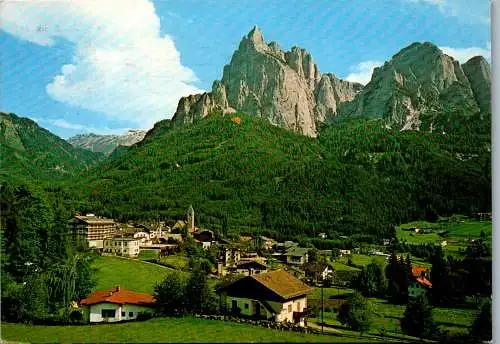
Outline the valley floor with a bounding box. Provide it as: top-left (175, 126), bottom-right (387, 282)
top-left (1, 317), bottom-right (396, 343)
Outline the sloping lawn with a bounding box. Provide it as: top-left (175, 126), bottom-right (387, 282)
top-left (159, 255), bottom-right (190, 270)
top-left (138, 249), bottom-right (159, 260)
top-left (1, 317), bottom-right (383, 343)
top-left (311, 296), bottom-right (477, 338)
top-left (445, 221), bottom-right (492, 238)
top-left (93, 255), bottom-right (172, 293)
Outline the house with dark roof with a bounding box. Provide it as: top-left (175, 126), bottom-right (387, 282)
top-left (217, 270), bottom-right (312, 326)
top-left (80, 286), bottom-right (155, 323)
top-left (285, 247), bottom-right (309, 266)
top-left (236, 260), bottom-right (268, 276)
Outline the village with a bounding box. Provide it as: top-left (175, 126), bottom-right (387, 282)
top-left (68, 206), bottom-right (434, 328)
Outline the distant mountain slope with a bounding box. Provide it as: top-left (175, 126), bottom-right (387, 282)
top-left (337, 42), bottom-right (490, 131)
top-left (68, 130), bottom-right (147, 155)
top-left (0, 112), bottom-right (104, 182)
top-left (65, 112), bottom-right (490, 239)
top-left (171, 27), bottom-right (362, 136)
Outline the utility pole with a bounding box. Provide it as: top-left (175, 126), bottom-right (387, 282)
top-left (321, 279), bottom-right (324, 334)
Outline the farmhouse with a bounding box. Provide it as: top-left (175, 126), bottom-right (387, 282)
top-left (80, 286), bottom-right (155, 323)
top-left (217, 270), bottom-right (312, 326)
top-left (103, 237), bottom-right (140, 257)
top-left (68, 214), bottom-right (117, 249)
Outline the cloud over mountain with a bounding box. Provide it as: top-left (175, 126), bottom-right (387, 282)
top-left (0, 0), bottom-right (203, 128)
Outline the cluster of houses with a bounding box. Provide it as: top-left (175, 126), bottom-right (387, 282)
top-left (67, 210), bottom-right (217, 258)
top-left (71, 209), bottom-right (434, 327)
top-left (80, 269), bottom-right (312, 327)
top-left (79, 264), bottom-right (433, 325)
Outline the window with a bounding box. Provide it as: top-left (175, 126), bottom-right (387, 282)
top-left (296, 301), bottom-right (301, 311)
top-left (244, 303), bottom-right (249, 310)
top-left (288, 304), bottom-right (292, 313)
top-left (102, 309), bottom-right (116, 318)
top-left (129, 312), bottom-right (134, 317)
top-left (122, 311), bottom-right (125, 317)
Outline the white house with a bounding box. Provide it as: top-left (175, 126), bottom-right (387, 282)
top-left (103, 237), bottom-right (140, 257)
top-left (321, 266), bottom-right (334, 281)
top-left (80, 286), bottom-right (155, 323)
top-left (217, 270), bottom-right (312, 327)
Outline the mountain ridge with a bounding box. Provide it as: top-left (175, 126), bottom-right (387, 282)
top-left (171, 26), bottom-right (362, 136)
top-left (171, 29), bottom-right (490, 136)
top-left (0, 112), bottom-right (104, 181)
top-left (68, 130), bottom-right (147, 155)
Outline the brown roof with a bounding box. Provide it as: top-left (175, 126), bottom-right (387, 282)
top-left (80, 286), bottom-right (155, 306)
top-left (251, 270), bottom-right (312, 299)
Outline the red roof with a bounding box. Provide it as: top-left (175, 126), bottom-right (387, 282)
top-left (412, 266), bottom-right (426, 278)
top-left (416, 277), bottom-right (433, 288)
top-left (411, 266), bottom-right (432, 288)
top-left (80, 286), bottom-right (155, 306)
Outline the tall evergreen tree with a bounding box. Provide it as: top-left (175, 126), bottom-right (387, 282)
top-left (185, 268), bottom-right (216, 314)
top-left (430, 246), bottom-right (447, 305)
top-left (401, 293), bottom-right (437, 339)
top-left (469, 298), bottom-right (492, 343)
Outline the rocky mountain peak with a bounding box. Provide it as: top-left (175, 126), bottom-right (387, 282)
top-left (172, 27), bottom-right (361, 136)
top-left (68, 129), bottom-right (147, 155)
top-left (337, 41), bottom-right (486, 131)
top-left (247, 26), bottom-right (264, 45)
top-left (462, 56), bottom-right (491, 113)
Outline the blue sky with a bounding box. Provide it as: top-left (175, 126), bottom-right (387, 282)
top-left (0, 0), bottom-right (491, 139)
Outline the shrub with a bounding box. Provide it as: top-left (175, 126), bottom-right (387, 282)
top-left (337, 291), bottom-right (372, 334)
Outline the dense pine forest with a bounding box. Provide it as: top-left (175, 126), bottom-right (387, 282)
top-left (1, 110), bottom-right (490, 244)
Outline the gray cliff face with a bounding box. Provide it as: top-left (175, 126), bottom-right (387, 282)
top-left (68, 129), bottom-right (147, 155)
top-left (462, 56), bottom-right (491, 114)
top-left (337, 42), bottom-right (485, 130)
top-left (171, 26), bottom-right (361, 136)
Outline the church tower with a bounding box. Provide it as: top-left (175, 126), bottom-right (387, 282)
top-left (187, 205), bottom-right (195, 232)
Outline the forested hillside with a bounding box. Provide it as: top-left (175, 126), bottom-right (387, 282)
top-left (0, 112), bottom-right (104, 183)
top-left (57, 112), bottom-right (490, 241)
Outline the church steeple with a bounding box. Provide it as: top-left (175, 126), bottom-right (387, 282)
top-left (187, 205), bottom-right (195, 232)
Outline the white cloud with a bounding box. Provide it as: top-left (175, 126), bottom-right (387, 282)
top-left (344, 60), bottom-right (383, 85)
top-left (439, 43), bottom-right (491, 63)
top-left (1, 0), bottom-right (204, 129)
top-left (404, 0), bottom-right (490, 25)
top-left (30, 117), bottom-right (133, 136)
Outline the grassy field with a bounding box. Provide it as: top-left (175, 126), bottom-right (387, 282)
top-left (308, 287), bottom-right (477, 338)
top-left (138, 249), bottom-right (159, 261)
top-left (398, 221), bottom-right (441, 230)
top-left (159, 255), bottom-right (190, 270)
top-left (310, 287), bottom-right (354, 301)
top-left (1, 317), bottom-right (387, 343)
top-left (93, 255), bottom-right (173, 293)
top-left (333, 261), bottom-right (360, 272)
top-left (446, 221), bottom-right (492, 238)
top-left (396, 220), bottom-right (491, 258)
